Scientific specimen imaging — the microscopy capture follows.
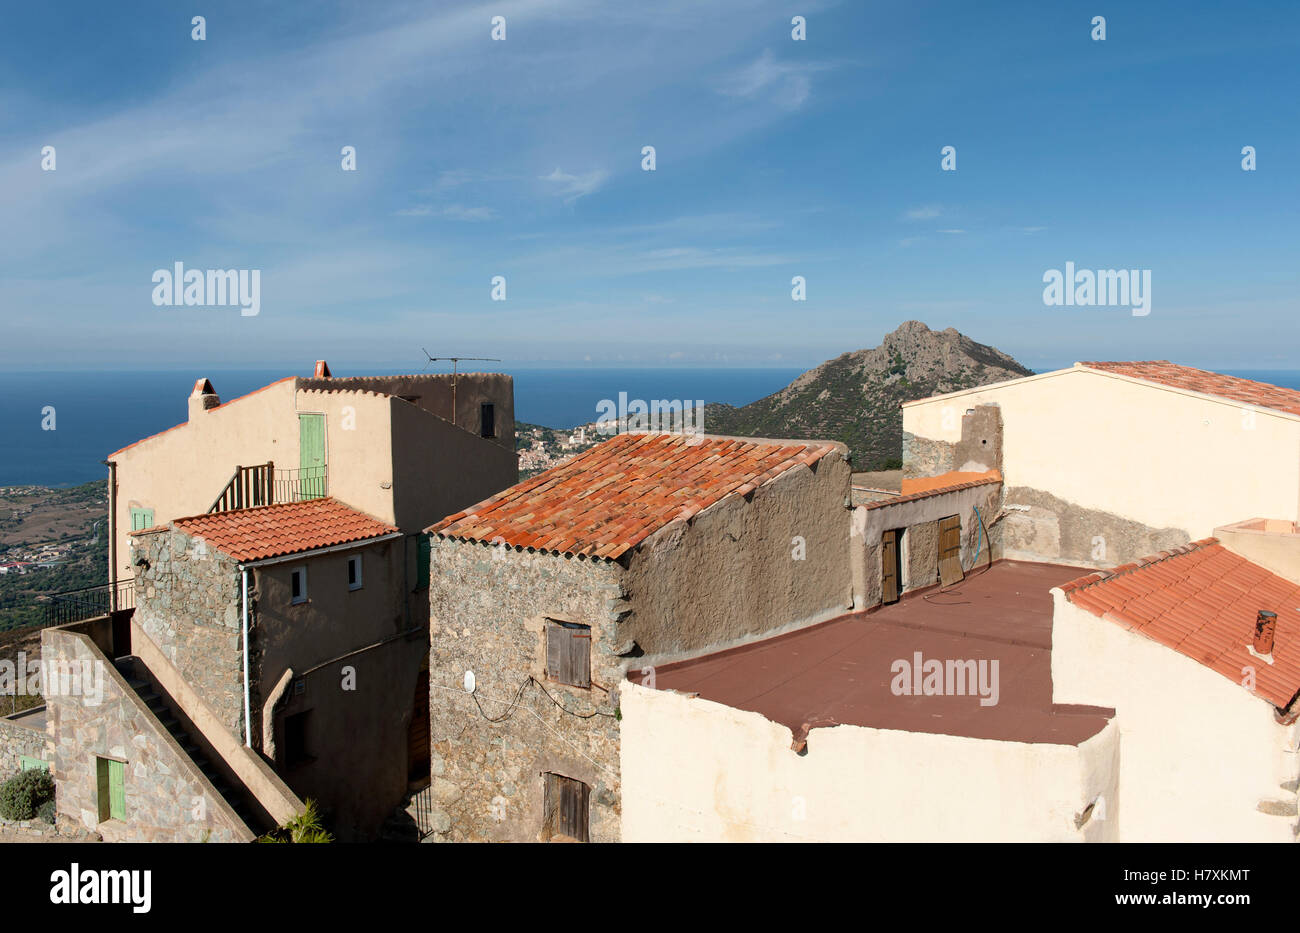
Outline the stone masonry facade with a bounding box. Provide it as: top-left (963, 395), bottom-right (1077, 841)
top-left (427, 538), bottom-right (626, 842)
top-left (133, 528), bottom-right (246, 739)
top-left (0, 714), bottom-right (52, 782)
top-left (43, 625), bottom-right (248, 842)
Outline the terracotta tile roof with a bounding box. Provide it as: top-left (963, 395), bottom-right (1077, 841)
top-left (1080, 361), bottom-right (1300, 417)
top-left (154, 497), bottom-right (398, 563)
top-left (899, 469), bottom-right (1001, 497)
top-left (863, 474), bottom-right (1001, 511)
top-left (428, 432), bottom-right (841, 559)
top-left (1060, 540), bottom-right (1300, 708)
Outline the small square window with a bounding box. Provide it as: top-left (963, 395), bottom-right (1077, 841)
top-left (347, 555), bottom-right (363, 591)
top-left (546, 619), bottom-right (591, 688)
top-left (290, 567), bottom-right (308, 604)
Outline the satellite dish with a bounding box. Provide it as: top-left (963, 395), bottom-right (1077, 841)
top-left (463, 670), bottom-right (476, 694)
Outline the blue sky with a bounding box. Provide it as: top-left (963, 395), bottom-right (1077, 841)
top-left (2, 0), bottom-right (1297, 372)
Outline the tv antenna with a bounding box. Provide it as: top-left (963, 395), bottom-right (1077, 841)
top-left (422, 351), bottom-right (502, 428)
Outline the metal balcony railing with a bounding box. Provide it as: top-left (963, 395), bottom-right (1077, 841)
top-left (43, 579), bottom-right (135, 627)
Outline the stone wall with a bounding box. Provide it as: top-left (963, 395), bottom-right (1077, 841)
top-left (427, 538), bottom-right (624, 842)
top-left (41, 624), bottom-right (251, 842)
top-left (0, 710), bottom-right (52, 782)
top-left (1003, 486), bottom-right (1189, 569)
top-left (132, 527), bottom-right (246, 738)
top-left (621, 452), bottom-right (854, 661)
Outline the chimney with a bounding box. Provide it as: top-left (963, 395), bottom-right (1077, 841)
top-left (314, 360), bottom-right (332, 378)
top-left (188, 378), bottom-right (220, 422)
top-left (1254, 610), bottom-right (1277, 656)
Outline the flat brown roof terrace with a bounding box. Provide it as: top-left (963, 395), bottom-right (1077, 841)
top-left (633, 561), bottom-right (1112, 746)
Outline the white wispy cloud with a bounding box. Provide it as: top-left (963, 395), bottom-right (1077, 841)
top-left (541, 167), bottom-right (611, 203)
top-left (903, 205), bottom-right (943, 221)
top-left (716, 49), bottom-right (831, 110)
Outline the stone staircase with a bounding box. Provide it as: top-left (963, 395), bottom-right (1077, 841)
top-left (113, 656), bottom-right (261, 833)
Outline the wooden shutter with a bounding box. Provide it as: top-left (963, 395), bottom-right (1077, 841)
top-left (546, 620), bottom-right (591, 688)
top-left (19, 756), bottom-right (48, 772)
top-left (881, 530), bottom-right (899, 604)
top-left (938, 515), bottom-right (964, 587)
top-left (543, 773), bottom-right (589, 842)
top-left (96, 758), bottom-right (111, 823)
top-left (130, 508), bottom-right (154, 531)
top-left (109, 759), bottom-right (126, 820)
top-left (298, 413), bottom-right (326, 499)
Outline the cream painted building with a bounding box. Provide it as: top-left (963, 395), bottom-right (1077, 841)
top-left (902, 362), bottom-right (1300, 568)
top-left (106, 362), bottom-right (516, 590)
top-left (1052, 539), bottom-right (1300, 842)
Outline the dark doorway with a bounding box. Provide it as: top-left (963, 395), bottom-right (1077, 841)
top-left (881, 529), bottom-right (903, 604)
top-left (407, 664), bottom-right (431, 788)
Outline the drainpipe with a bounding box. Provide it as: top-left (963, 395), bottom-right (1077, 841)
top-left (240, 567), bottom-right (252, 747)
top-left (102, 460), bottom-right (117, 610)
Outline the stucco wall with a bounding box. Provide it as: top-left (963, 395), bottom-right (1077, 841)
top-left (619, 680), bottom-right (1119, 842)
top-left (903, 367), bottom-right (1300, 556)
top-left (251, 537), bottom-right (423, 841)
top-left (427, 539), bottom-right (625, 842)
top-left (1051, 592), bottom-right (1300, 842)
top-left (390, 398), bottom-right (518, 534)
top-left (41, 624), bottom-right (251, 842)
top-left (621, 452), bottom-right (854, 661)
top-left (850, 481), bottom-right (1002, 609)
top-left (299, 372), bottom-right (515, 453)
top-left (110, 379), bottom-right (299, 583)
top-left (294, 388), bottom-right (397, 526)
top-left (1215, 520), bottom-right (1300, 584)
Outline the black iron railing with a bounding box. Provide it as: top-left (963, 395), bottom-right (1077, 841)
top-left (43, 579), bottom-right (135, 627)
top-left (209, 463), bottom-right (327, 513)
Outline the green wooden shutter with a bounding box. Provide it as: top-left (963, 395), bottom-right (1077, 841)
top-left (19, 756), bottom-right (48, 772)
top-left (298, 414), bottom-right (326, 500)
top-left (129, 507), bottom-right (154, 531)
top-left (108, 759), bottom-right (126, 820)
top-left (96, 757), bottom-right (111, 822)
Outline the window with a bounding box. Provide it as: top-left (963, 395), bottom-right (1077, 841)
top-left (129, 507), bottom-right (154, 532)
top-left (19, 756), bottom-right (48, 772)
top-left (480, 403), bottom-right (496, 438)
top-left (290, 567), bottom-right (308, 604)
top-left (347, 555), bottom-right (363, 591)
top-left (543, 773), bottom-right (589, 842)
top-left (284, 711), bottom-right (311, 768)
top-left (546, 619), bottom-right (591, 688)
top-left (96, 757), bottom-right (126, 822)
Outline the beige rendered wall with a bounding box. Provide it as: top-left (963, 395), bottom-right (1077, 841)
top-left (619, 680), bottom-right (1118, 842)
top-left (850, 481), bottom-right (1002, 609)
top-left (621, 452), bottom-right (854, 662)
top-left (390, 397), bottom-right (518, 533)
top-left (1050, 592), bottom-right (1300, 842)
top-left (903, 367), bottom-right (1300, 545)
top-left (110, 381), bottom-right (398, 583)
top-left (293, 388), bottom-right (398, 527)
top-left (252, 536), bottom-right (424, 841)
top-left (1214, 520), bottom-right (1300, 585)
